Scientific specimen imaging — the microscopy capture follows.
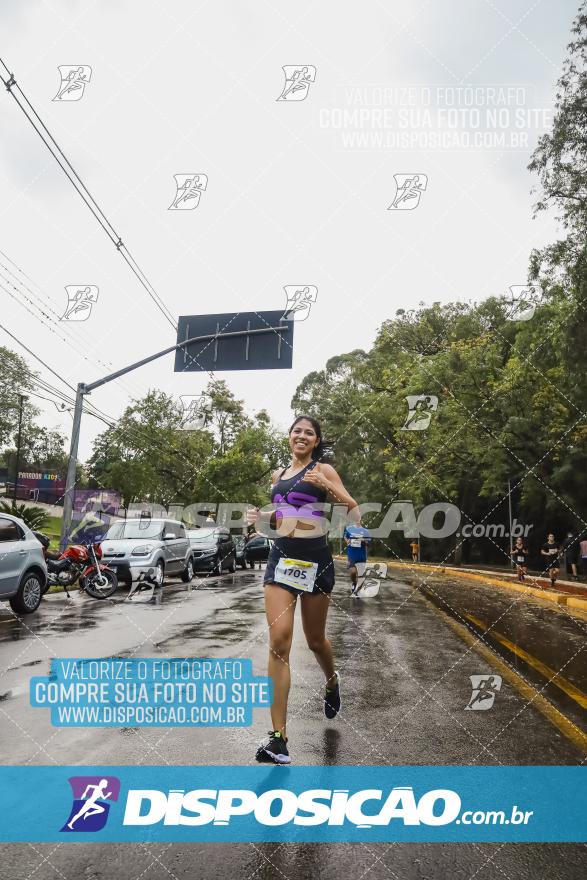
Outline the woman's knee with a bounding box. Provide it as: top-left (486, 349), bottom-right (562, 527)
top-left (306, 634), bottom-right (328, 654)
top-left (269, 629), bottom-right (293, 661)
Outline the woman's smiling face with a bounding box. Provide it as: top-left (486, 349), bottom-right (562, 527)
top-left (289, 419), bottom-right (318, 457)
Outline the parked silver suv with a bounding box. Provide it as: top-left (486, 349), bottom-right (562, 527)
top-left (0, 513), bottom-right (47, 614)
top-left (101, 518), bottom-right (194, 586)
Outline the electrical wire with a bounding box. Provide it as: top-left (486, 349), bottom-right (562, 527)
top-left (0, 57), bottom-right (178, 331)
top-left (0, 251), bottom-right (149, 399)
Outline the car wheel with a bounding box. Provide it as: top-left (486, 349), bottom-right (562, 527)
top-left (248, 560), bottom-right (254, 569)
top-left (213, 558), bottom-right (222, 576)
top-left (181, 557), bottom-right (194, 583)
top-left (10, 570), bottom-right (43, 614)
top-left (154, 560), bottom-right (165, 585)
top-left (229, 557), bottom-right (236, 573)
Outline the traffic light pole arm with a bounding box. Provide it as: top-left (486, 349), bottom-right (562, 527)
top-left (60, 324), bottom-right (290, 547)
top-left (84, 324), bottom-right (290, 392)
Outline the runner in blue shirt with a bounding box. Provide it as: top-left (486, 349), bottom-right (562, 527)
top-left (344, 524), bottom-right (371, 594)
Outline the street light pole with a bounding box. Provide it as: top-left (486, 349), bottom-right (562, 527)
top-left (58, 324), bottom-right (290, 547)
top-left (60, 383), bottom-right (86, 548)
top-left (12, 394), bottom-right (26, 504)
top-left (507, 477), bottom-right (514, 570)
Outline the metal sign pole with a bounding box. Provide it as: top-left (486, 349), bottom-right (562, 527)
top-left (59, 325), bottom-right (290, 546)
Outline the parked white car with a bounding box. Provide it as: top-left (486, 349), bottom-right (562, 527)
top-left (0, 513), bottom-right (47, 613)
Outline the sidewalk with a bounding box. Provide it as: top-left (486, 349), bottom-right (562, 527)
top-left (384, 560), bottom-right (587, 616)
top-left (412, 561), bottom-right (587, 596)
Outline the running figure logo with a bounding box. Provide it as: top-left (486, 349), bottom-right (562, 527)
top-left (61, 776), bottom-right (120, 832)
top-left (388, 174), bottom-right (428, 211)
top-left (465, 674), bottom-right (502, 710)
top-left (281, 285), bottom-right (318, 321)
top-left (401, 395), bottom-right (438, 431)
top-left (180, 394), bottom-right (211, 430)
top-left (168, 174), bottom-right (208, 210)
top-left (61, 285), bottom-right (99, 321)
top-left (276, 66), bottom-right (316, 101)
top-left (53, 66), bottom-right (92, 101)
top-left (505, 285), bottom-right (543, 321)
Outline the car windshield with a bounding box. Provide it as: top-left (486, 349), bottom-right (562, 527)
top-left (247, 537), bottom-right (267, 548)
top-left (104, 521), bottom-right (164, 540)
top-left (188, 528), bottom-right (218, 543)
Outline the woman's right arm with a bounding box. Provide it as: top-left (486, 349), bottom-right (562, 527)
top-left (246, 470), bottom-right (280, 528)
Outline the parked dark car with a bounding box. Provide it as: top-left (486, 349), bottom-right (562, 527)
top-left (188, 527), bottom-right (236, 575)
top-left (234, 535), bottom-right (247, 569)
top-left (243, 535), bottom-right (272, 568)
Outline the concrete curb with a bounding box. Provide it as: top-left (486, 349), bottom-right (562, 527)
top-left (386, 561), bottom-right (587, 615)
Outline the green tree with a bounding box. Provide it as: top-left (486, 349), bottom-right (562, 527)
top-left (88, 390), bottom-right (214, 507)
top-left (88, 388), bottom-right (287, 512)
top-left (528, 2), bottom-right (587, 287)
top-left (2, 426), bottom-right (68, 474)
top-left (0, 346), bottom-right (37, 449)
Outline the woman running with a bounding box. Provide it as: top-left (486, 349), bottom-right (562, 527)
top-left (248, 416), bottom-right (358, 764)
top-left (511, 536), bottom-right (529, 581)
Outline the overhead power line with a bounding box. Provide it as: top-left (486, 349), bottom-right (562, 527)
top-left (0, 249), bottom-right (148, 399)
top-left (0, 57), bottom-right (177, 331)
top-left (0, 320), bottom-right (77, 393)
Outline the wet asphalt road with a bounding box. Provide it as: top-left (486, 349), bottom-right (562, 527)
top-left (0, 563), bottom-right (585, 879)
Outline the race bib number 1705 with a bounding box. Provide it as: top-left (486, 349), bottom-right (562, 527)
top-left (274, 558), bottom-right (318, 592)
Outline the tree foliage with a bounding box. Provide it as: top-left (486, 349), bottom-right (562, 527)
top-left (290, 8), bottom-right (587, 564)
top-left (87, 383), bottom-right (288, 509)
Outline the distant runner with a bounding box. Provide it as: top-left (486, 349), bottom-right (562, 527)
top-left (540, 532), bottom-right (561, 587)
top-left (344, 523), bottom-right (371, 595)
top-left (580, 535), bottom-right (587, 579)
top-left (511, 536), bottom-right (529, 581)
top-left (561, 531), bottom-right (580, 581)
top-left (410, 539), bottom-right (419, 563)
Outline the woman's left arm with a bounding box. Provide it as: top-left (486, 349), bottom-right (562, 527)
top-left (305, 464), bottom-right (360, 522)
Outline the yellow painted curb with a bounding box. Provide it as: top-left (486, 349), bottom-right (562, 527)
top-left (464, 613), bottom-right (587, 711)
top-left (423, 600), bottom-right (587, 754)
top-left (567, 596), bottom-right (587, 613)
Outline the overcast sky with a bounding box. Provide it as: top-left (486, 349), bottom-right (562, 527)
top-left (0, 0), bottom-right (578, 461)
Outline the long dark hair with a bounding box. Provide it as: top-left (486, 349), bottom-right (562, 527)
top-left (288, 415), bottom-right (325, 461)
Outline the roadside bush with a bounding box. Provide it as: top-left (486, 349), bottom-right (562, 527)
top-left (0, 501), bottom-right (49, 530)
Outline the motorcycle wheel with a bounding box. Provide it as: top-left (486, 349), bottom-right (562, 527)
top-left (82, 568), bottom-right (118, 599)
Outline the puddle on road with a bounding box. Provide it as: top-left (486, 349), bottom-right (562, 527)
top-left (7, 658), bottom-right (43, 672)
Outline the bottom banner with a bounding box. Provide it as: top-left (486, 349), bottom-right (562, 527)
top-left (0, 766), bottom-right (583, 842)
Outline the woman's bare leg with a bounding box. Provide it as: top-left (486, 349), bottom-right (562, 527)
top-left (300, 592), bottom-right (336, 687)
top-left (264, 584), bottom-right (297, 737)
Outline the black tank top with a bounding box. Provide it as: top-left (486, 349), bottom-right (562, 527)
top-left (271, 461), bottom-right (329, 552)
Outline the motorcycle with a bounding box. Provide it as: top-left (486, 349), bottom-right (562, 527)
top-left (34, 533), bottom-right (118, 599)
